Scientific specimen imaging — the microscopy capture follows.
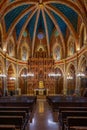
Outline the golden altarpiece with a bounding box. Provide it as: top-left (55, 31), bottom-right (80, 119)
top-left (27, 49), bottom-right (55, 95)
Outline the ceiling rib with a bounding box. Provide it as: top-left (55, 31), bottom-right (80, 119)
top-left (0, 0), bottom-right (38, 21)
top-left (44, 0), bottom-right (87, 25)
top-left (75, 0), bottom-right (86, 14)
top-left (32, 9), bottom-right (40, 57)
top-left (6, 5), bottom-right (37, 44)
top-left (17, 8), bottom-right (38, 53)
top-left (44, 7), bottom-right (65, 58)
top-left (45, 4), bottom-right (79, 44)
top-left (42, 8), bottom-right (50, 57)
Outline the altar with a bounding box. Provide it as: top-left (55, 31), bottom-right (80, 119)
top-left (34, 88), bottom-right (48, 96)
top-left (34, 81), bottom-right (48, 95)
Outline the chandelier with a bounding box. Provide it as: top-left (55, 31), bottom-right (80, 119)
top-left (21, 72), bottom-right (34, 78)
top-left (77, 72), bottom-right (85, 77)
top-left (67, 73), bottom-right (73, 79)
top-left (67, 75), bottom-right (73, 80)
top-left (48, 72), bottom-right (61, 77)
top-left (0, 74), bottom-right (6, 77)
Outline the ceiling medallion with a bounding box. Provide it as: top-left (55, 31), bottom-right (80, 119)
top-left (38, 0), bottom-right (44, 8)
top-left (37, 32), bottom-right (44, 40)
top-left (39, 3), bottom-right (43, 8)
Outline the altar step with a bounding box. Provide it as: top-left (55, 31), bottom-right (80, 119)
top-left (37, 95), bottom-right (46, 99)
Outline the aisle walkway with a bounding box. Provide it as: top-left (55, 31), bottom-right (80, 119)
top-left (29, 99), bottom-right (60, 130)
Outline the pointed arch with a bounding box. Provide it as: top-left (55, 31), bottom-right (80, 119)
top-left (42, 8), bottom-right (50, 57)
top-left (66, 63), bottom-right (76, 95)
top-left (44, 0), bottom-right (87, 25)
top-left (66, 62), bottom-right (76, 74)
top-left (17, 8), bottom-right (38, 53)
top-left (7, 63), bottom-right (16, 92)
top-left (0, 0), bottom-right (37, 21)
top-left (32, 9), bottom-right (40, 57)
top-left (79, 23), bottom-right (87, 48)
top-left (78, 55), bottom-right (87, 71)
top-left (45, 4), bottom-right (79, 43)
top-left (67, 35), bottom-right (76, 57)
top-left (19, 67), bottom-right (28, 76)
top-left (44, 7), bottom-right (65, 58)
top-left (0, 23), bottom-right (4, 49)
top-left (7, 63), bottom-right (16, 75)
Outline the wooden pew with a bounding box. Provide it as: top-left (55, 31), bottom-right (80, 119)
top-left (58, 107), bottom-right (87, 123)
top-left (58, 107), bottom-right (87, 113)
top-left (0, 95), bottom-right (37, 104)
top-left (0, 95), bottom-right (37, 129)
top-left (0, 125), bottom-right (16, 130)
top-left (47, 96), bottom-right (87, 112)
top-left (0, 110), bottom-right (26, 119)
top-left (0, 110), bottom-right (30, 129)
top-left (0, 106), bottom-right (30, 113)
top-left (59, 111), bottom-right (87, 130)
top-left (0, 96), bottom-right (36, 116)
top-left (0, 116), bottom-right (23, 129)
top-left (68, 126), bottom-right (87, 130)
top-left (65, 117), bottom-right (87, 130)
top-left (51, 101), bottom-right (87, 111)
top-left (47, 96), bottom-right (87, 130)
top-left (0, 106), bottom-right (30, 118)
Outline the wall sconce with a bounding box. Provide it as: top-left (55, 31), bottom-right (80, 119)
top-left (3, 48), bottom-right (7, 52)
top-left (10, 77), bottom-right (16, 80)
top-left (48, 73), bottom-right (61, 77)
top-left (27, 72), bottom-right (34, 77)
top-left (21, 72), bottom-right (34, 78)
top-left (21, 74), bottom-right (27, 78)
top-left (0, 74), bottom-right (6, 77)
top-left (77, 47), bottom-right (80, 51)
top-left (67, 75), bottom-right (73, 80)
top-left (67, 73), bottom-right (73, 79)
top-left (77, 72), bottom-right (85, 77)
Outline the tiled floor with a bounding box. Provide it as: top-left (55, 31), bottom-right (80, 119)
top-left (29, 99), bottom-right (60, 130)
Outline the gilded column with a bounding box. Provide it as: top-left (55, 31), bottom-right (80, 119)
top-left (75, 52), bottom-right (80, 95)
top-left (4, 53), bottom-right (8, 96)
top-left (63, 59), bottom-right (67, 95)
top-left (15, 60), bottom-right (19, 95)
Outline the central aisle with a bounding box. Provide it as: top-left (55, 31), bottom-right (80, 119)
top-left (29, 99), bottom-right (60, 130)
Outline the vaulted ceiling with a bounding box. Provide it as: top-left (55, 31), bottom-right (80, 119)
top-left (0, 0), bottom-right (87, 57)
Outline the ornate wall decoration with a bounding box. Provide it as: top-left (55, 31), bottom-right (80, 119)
top-left (67, 35), bottom-right (75, 56)
top-left (7, 37), bottom-right (15, 57)
top-left (53, 45), bottom-right (61, 61)
top-left (22, 46), bottom-right (27, 61)
top-left (69, 41), bottom-right (75, 55)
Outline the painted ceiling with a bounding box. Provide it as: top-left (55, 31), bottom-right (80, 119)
top-left (4, 0), bottom-right (78, 54)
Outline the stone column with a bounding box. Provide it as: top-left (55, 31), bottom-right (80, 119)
top-left (15, 60), bottom-right (19, 95)
top-left (63, 60), bottom-right (67, 95)
top-left (4, 53), bottom-right (8, 96)
top-left (75, 53), bottom-right (80, 95)
top-left (84, 40), bottom-right (87, 47)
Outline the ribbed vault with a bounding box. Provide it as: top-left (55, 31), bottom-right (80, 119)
top-left (0, 0), bottom-right (87, 57)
